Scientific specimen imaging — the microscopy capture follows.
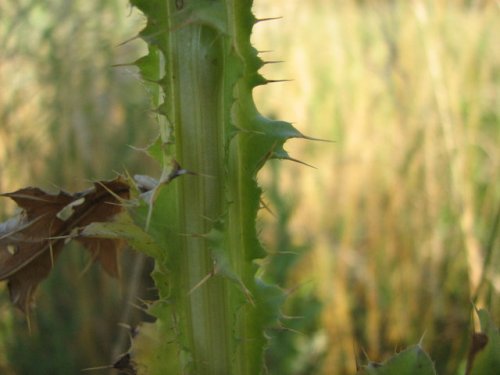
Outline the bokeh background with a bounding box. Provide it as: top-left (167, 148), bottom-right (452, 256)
top-left (0, 0), bottom-right (498, 374)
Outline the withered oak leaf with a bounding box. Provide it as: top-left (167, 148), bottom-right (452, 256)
top-left (0, 177), bottom-right (129, 313)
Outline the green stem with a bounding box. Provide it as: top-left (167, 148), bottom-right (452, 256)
top-left (170, 15), bottom-right (229, 373)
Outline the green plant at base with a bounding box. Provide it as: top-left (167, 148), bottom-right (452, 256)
top-left (357, 344), bottom-right (437, 375)
top-left (466, 309), bottom-right (500, 375)
top-left (355, 308), bottom-right (500, 375)
top-left (108, 1), bottom-right (309, 374)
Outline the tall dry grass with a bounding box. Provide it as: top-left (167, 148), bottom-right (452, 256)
top-left (254, 1), bottom-right (499, 374)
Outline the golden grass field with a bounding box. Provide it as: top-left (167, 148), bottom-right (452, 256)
top-left (253, 1), bottom-right (499, 374)
top-left (0, 1), bottom-right (498, 374)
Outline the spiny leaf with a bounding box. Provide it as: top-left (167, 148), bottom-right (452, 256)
top-left (0, 177), bottom-right (130, 313)
top-left (205, 219), bottom-right (254, 304)
top-left (358, 344), bottom-right (436, 375)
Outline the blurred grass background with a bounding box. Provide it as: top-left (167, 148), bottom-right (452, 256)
top-left (254, 1), bottom-right (499, 374)
top-left (0, 0), bottom-right (498, 374)
top-left (0, 1), bottom-right (156, 373)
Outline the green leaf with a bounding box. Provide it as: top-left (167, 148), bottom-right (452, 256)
top-left (80, 213), bottom-right (163, 258)
top-left (358, 345), bottom-right (436, 375)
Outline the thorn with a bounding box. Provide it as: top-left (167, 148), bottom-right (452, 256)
top-left (237, 280), bottom-right (256, 307)
top-left (110, 62), bottom-right (136, 68)
top-left (281, 251), bottom-right (300, 256)
top-left (127, 145), bottom-right (149, 156)
top-left (94, 179), bottom-right (129, 204)
top-left (134, 296), bottom-right (157, 307)
top-left (263, 79), bottom-right (293, 85)
top-left (48, 233), bottom-right (75, 241)
top-left (255, 16), bottom-right (283, 23)
top-left (259, 198), bottom-right (276, 217)
top-left (112, 169), bottom-right (126, 178)
top-left (418, 331), bottom-right (427, 346)
top-left (1, 191), bottom-right (53, 201)
top-left (81, 364), bottom-right (113, 372)
top-left (116, 34), bottom-right (141, 47)
top-left (0, 215), bottom-right (46, 240)
top-left (277, 155), bottom-right (317, 169)
top-left (280, 313), bottom-right (304, 321)
top-left (121, 26), bottom-right (164, 46)
top-left (200, 215), bottom-right (217, 223)
top-left (192, 171), bottom-right (216, 179)
top-left (262, 60), bottom-right (284, 65)
top-left (188, 272), bottom-right (214, 295)
top-left (127, 300), bottom-right (150, 314)
top-left (361, 346), bottom-right (371, 362)
top-left (353, 341), bottom-right (362, 371)
top-left (298, 133), bottom-right (334, 143)
top-left (275, 322), bottom-right (303, 336)
top-left (283, 279), bottom-right (314, 298)
top-left (117, 322), bottom-right (132, 330)
top-left (48, 234), bottom-right (55, 269)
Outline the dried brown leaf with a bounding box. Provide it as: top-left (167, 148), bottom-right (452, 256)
top-left (0, 177), bottom-right (130, 313)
